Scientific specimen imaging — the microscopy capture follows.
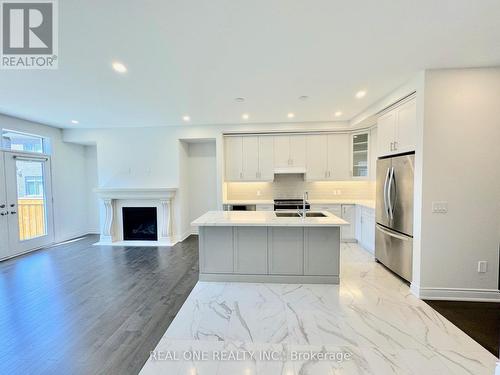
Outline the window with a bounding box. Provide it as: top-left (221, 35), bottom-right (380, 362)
top-left (24, 176), bottom-right (44, 197)
top-left (1, 129), bottom-right (46, 154)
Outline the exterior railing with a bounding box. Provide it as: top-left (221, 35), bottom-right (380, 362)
top-left (18, 198), bottom-right (46, 241)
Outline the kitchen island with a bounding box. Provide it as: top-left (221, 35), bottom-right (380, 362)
top-left (191, 211), bottom-right (347, 284)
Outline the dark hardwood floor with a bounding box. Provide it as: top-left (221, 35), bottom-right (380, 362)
top-left (0, 235), bottom-right (199, 375)
top-left (425, 300), bottom-right (500, 357)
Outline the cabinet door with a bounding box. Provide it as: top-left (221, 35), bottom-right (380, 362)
top-left (268, 227), bottom-right (303, 275)
top-left (200, 227), bottom-right (234, 273)
top-left (341, 204), bottom-right (356, 241)
top-left (242, 136), bottom-right (259, 180)
top-left (258, 136), bottom-right (274, 181)
top-left (289, 135), bottom-right (306, 167)
top-left (377, 111), bottom-right (396, 157)
top-left (369, 127), bottom-right (378, 181)
top-left (235, 227), bottom-right (268, 274)
top-left (273, 135), bottom-right (290, 168)
top-left (395, 98), bottom-right (416, 153)
top-left (351, 132), bottom-right (369, 179)
top-left (361, 209), bottom-right (375, 253)
top-left (304, 227), bottom-right (340, 276)
top-left (306, 134), bottom-right (328, 180)
top-left (328, 133), bottom-right (350, 180)
top-left (225, 136), bottom-right (243, 181)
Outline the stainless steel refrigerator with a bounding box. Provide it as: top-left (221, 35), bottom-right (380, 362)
top-left (375, 153), bottom-right (414, 282)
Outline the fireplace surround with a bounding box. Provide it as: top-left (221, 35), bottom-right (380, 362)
top-left (94, 188), bottom-right (177, 246)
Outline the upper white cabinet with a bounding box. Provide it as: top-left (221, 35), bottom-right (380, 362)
top-left (351, 132), bottom-right (369, 179)
top-left (305, 135), bottom-right (328, 180)
top-left (305, 134), bottom-right (349, 181)
top-left (274, 135), bottom-right (306, 171)
top-left (225, 135), bottom-right (274, 181)
top-left (328, 134), bottom-right (350, 180)
top-left (225, 136), bottom-right (243, 181)
top-left (377, 97), bottom-right (417, 157)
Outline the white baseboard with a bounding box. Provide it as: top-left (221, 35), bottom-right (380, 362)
top-left (411, 283), bottom-right (500, 302)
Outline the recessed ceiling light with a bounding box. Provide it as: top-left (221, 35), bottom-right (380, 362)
top-left (242, 113), bottom-right (249, 120)
top-left (287, 113), bottom-right (295, 119)
top-left (71, 120), bottom-right (79, 124)
top-left (235, 97), bottom-right (245, 102)
top-left (334, 111), bottom-right (343, 117)
top-left (182, 115), bottom-right (190, 122)
top-left (298, 96), bottom-right (309, 101)
top-left (355, 90), bottom-right (367, 99)
top-left (112, 61), bottom-right (127, 73)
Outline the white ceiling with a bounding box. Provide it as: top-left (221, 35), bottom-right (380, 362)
top-left (1, 0), bottom-right (500, 129)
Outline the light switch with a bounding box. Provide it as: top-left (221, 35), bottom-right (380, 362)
top-left (477, 261), bottom-right (488, 273)
top-left (432, 201), bottom-right (448, 213)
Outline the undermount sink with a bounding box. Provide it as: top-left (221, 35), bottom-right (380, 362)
top-left (274, 212), bottom-right (327, 218)
top-left (275, 212), bottom-right (302, 217)
top-left (304, 212), bottom-right (327, 217)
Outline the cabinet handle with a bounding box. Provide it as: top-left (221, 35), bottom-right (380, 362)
top-left (0, 204), bottom-right (5, 209)
top-left (10, 211), bottom-right (16, 215)
top-left (0, 211), bottom-right (7, 216)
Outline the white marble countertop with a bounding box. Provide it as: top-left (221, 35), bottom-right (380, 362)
top-left (192, 210), bottom-right (348, 227)
top-left (223, 199), bottom-right (376, 209)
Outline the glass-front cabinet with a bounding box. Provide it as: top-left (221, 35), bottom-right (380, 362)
top-left (351, 132), bottom-right (369, 178)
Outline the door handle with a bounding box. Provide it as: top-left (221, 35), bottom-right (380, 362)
top-left (387, 167), bottom-right (395, 220)
top-left (376, 224), bottom-right (409, 241)
top-left (383, 167), bottom-right (390, 218)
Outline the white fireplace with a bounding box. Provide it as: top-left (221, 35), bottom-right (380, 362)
top-left (94, 188), bottom-right (177, 246)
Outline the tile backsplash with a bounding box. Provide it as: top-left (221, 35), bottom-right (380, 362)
top-left (226, 174), bottom-right (376, 200)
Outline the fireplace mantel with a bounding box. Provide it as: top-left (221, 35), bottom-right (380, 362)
top-left (94, 187), bottom-right (177, 246)
top-left (94, 187), bottom-right (176, 200)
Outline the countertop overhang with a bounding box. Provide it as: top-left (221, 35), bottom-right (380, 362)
top-left (191, 211), bottom-right (348, 227)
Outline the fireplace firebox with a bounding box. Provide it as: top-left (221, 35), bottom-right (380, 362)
top-left (122, 207), bottom-right (158, 241)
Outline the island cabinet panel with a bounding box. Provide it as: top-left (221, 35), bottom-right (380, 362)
top-left (268, 227), bottom-right (304, 275)
top-left (234, 227), bottom-right (268, 274)
top-left (199, 227), bottom-right (234, 273)
top-left (304, 227), bottom-right (340, 276)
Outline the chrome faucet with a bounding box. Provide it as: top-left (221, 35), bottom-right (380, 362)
top-left (302, 191), bottom-right (308, 217)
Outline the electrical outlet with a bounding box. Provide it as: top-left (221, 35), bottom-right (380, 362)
top-left (256, 190), bottom-right (261, 196)
top-left (332, 190), bottom-right (338, 196)
top-left (477, 261), bottom-right (488, 273)
top-left (432, 201), bottom-right (448, 213)
top-left (337, 189), bottom-right (342, 196)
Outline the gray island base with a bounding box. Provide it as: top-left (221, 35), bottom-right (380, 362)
top-left (191, 211), bottom-right (347, 284)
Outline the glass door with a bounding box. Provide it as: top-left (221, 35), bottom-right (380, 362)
top-left (351, 132), bottom-right (369, 178)
top-left (0, 152), bottom-right (9, 259)
top-left (4, 151), bottom-right (54, 255)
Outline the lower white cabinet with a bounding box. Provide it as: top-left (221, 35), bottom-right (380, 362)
top-left (268, 227), bottom-right (304, 275)
top-left (199, 227), bottom-right (234, 273)
top-left (341, 204), bottom-right (356, 242)
top-left (359, 207), bottom-right (375, 253)
top-left (234, 227), bottom-right (267, 274)
top-left (304, 227), bottom-right (340, 276)
top-left (256, 204), bottom-right (274, 211)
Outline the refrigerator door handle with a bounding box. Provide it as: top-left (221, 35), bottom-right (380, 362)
top-left (387, 167), bottom-right (395, 220)
top-left (383, 167), bottom-right (390, 218)
top-left (376, 224), bottom-right (410, 241)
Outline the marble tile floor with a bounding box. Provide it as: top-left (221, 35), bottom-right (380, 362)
top-left (140, 243), bottom-right (499, 375)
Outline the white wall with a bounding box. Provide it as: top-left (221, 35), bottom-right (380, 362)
top-left (0, 114), bottom-right (94, 242)
top-left (414, 68), bottom-right (500, 300)
top-left (187, 141), bottom-right (217, 233)
top-left (85, 146), bottom-right (99, 233)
